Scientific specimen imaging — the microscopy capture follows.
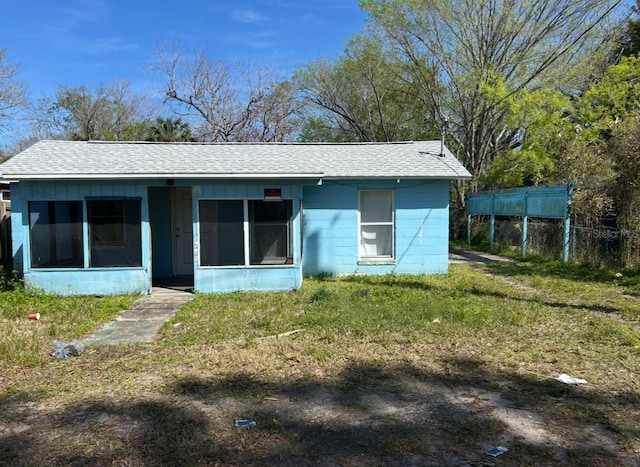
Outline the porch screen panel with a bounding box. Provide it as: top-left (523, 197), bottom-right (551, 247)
top-left (199, 200), bottom-right (244, 266)
top-left (88, 199), bottom-right (142, 267)
top-left (29, 201), bottom-right (83, 268)
top-left (249, 200), bottom-right (293, 265)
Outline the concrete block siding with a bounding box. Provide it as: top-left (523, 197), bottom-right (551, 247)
top-left (302, 179), bottom-right (450, 276)
top-left (10, 177), bottom-right (451, 295)
top-left (12, 181), bottom-right (152, 296)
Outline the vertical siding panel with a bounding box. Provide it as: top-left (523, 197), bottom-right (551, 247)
top-left (43, 185), bottom-right (55, 199)
top-left (67, 185), bottom-right (79, 199)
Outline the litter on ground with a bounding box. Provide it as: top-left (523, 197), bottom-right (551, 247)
top-left (556, 373), bottom-right (588, 385)
top-left (485, 446), bottom-right (508, 457)
top-left (50, 340), bottom-right (85, 360)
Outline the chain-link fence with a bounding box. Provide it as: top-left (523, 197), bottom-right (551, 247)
top-left (462, 216), bottom-right (640, 267)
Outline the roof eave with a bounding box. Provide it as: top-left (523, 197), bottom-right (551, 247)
top-left (323, 175), bottom-right (472, 180)
top-left (0, 172), bottom-right (326, 181)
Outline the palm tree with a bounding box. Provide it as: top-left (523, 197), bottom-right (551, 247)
top-left (146, 117), bottom-right (196, 142)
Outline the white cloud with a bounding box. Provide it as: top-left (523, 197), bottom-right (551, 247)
top-left (57, 0), bottom-right (108, 28)
top-left (232, 9), bottom-right (268, 24)
top-left (78, 36), bottom-right (139, 55)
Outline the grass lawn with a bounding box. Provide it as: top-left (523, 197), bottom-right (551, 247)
top-left (1, 260), bottom-right (639, 465)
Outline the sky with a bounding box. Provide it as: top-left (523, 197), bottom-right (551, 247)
top-left (0, 0), bottom-right (367, 101)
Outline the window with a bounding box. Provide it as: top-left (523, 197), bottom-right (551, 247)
top-left (250, 200), bottom-right (292, 265)
top-left (359, 190), bottom-right (394, 260)
top-left (29, 201), bottom-right (83, 268)
top-left (88, 200), bottom-right (142, 267)
top-left (199, 199), bottom-right (293, 266)
top-left (199, 200), bottom-right (245, 266)
top-left (89, 200), bottom-right (126, 245)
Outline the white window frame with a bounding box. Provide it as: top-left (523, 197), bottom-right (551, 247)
top-left (249, 200), bottom-right (293, 265)
top-left (198, 198), bottom-right (294, 267)
top-left (358, 190), bottom-right (395, 263)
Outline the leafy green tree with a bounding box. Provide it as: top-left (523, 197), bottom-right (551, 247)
top-left (31, 81), bottom-right (153, 141)
top-left (360, 0), bottom-right (622, 184)
top-left (295, 36), bottom-right (434, 142)
top-left (146, 117), bottom-right (196, 142)
top-left (483, 88), bottom-right (574, 188)
top-left (297, 115), bottom-right (352, 142)
top-left (607, 113), bottom-right (640, 264)
top-left (619, 0), bottom-right (640, 57)
top-left (574, 55), bottom-right (640, 141)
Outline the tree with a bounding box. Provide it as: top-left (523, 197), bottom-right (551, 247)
top-left (295, 36), bottom-right (434, 142)
top-left (31, 81), bottom-right (153, 141)
top-left (608, 113), bottom-right (640, 264)
top-left (360, 0), bottom-right (623, 186)
top-left (155, 49), bottom-right (302, 142)
top-left (0, 49), bottom-right (27, 136)
top-left (483, 88), bottom-right (573, 188)
top-left (146, 117), bottom-right (196, 142)
top-left (619, 0), bottom-right (640, 57)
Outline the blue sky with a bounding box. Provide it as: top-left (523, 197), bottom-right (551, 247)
top-left (1, 0), bottom-right (367, 99)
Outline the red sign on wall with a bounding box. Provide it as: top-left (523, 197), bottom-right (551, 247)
top-left (264, 188), bottom-right (282, 201)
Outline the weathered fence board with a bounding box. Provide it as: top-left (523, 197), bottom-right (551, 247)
top-left (467, 184), bottom-right (572, 262)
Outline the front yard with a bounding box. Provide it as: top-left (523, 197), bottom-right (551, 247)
top-left (1, 261), bottom-right (639, 465)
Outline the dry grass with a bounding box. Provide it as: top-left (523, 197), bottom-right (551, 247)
top-left (1, 263), bottom-right (640, 465)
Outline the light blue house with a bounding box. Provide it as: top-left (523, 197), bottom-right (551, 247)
top-left (0, 140), bottom-right (471, 295)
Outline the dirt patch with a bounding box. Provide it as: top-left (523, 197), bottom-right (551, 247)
top-left (2, 362), bottom-right (636, 466)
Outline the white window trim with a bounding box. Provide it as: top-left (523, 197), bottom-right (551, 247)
top-left (358, 190), bottom-right (395, 263)
top-left (243, 199), bottom-right (250, 266)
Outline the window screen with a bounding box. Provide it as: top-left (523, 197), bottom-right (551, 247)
top-left (29, 201), bottom-right (84, 268)
top-left (199, 200), bottom-right (245, 266)
top-left (88, 199), bottom-right (142, 267)
top-left (249, 200), bottom-right (293, 265)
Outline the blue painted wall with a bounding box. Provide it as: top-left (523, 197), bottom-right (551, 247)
top-left (11, 180), bottom-right (152, 296)
top-left (302, 180), bottom-right (450, 275)
top-left (192, 182), bottom-right (304, 293)
top-left (10, 177), bottom-right (452, 296)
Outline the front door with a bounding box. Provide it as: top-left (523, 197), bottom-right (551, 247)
top-left (173, 187), bottom-right (194, 276)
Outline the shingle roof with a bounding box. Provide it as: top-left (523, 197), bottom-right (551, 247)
top-left (0, 140), bottom-right (472, 181)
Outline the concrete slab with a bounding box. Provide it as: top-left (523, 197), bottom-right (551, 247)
top-left (83, 288), bottom-right (194, 345)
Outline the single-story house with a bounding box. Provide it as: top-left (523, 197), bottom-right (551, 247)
top-left (0, 140), bottom-right (471, 295)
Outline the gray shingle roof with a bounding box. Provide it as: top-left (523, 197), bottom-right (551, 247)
top-left (0, 140), bottom-right (472, 181)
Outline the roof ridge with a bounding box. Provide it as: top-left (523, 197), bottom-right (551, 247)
top-left (83, 140), bottom-right (420, 146)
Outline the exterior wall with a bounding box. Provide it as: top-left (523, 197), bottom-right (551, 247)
top-left (9, 177), bottom-right (451, 296)
top-left (11, 180), bottom-right (151, 296)
top-left (192, 182), bottom-right (303, 293)
top-left (302, 179), bottom-right (450, 276)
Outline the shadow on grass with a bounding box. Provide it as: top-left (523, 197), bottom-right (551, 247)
top-left (337, 272), bottom-right (625, 315)
top-left (482, 257), bottom-right (630, 287)
top-left (1, 359), bottom-right (637, 465)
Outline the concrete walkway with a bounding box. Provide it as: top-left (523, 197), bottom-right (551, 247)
top-left (449, 248), bottom-right (517, 265)
top-left (83, 287), bottom-right (194, 345)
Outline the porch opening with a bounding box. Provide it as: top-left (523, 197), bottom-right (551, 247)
top-left (148, 186), bottom-right (194, 290)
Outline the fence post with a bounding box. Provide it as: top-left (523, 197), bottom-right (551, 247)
top-left (522, 191), bottom-right (528, 258)
top-left (490, 194), bottom-right (495, 251)
top-left (563, 184), bottom-right (573, 264)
